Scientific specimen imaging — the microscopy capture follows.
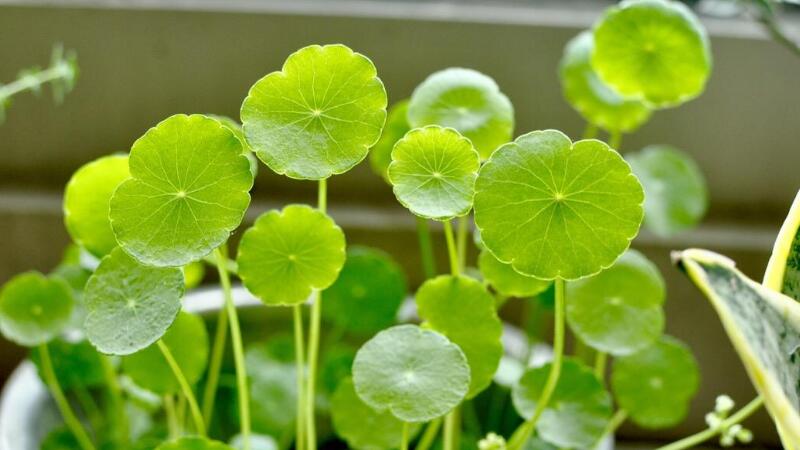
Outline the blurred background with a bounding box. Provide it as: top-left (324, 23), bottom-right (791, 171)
top-left (1, 0), bottom-right (799, 447)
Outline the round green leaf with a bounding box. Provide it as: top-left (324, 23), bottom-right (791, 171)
top-left (611, 335), bottom-right (700, 429)
top-left (352, 324), bottom-right (470, 422)
top-left (512, 358), bottom-right (612, 448)
top-left (241, 44), bottom-right (387, 180)
top-left (560, 31), bottom-right (651, 133)
top-left (626, 145), bottom-right (708, 237)
top-left (237, 204), bottom-right (346, 306)
top-left (478, 249), bottom-right (551, 298)
top-left (122, 311), bottom-right (209, 394)
top-left (332, 377), bottom-right (420, 450)
top-left (592, 0), bottom-right (712, 108)
top-left (84, 247), bottom-right (184, 355)
top-left (408, 68), bottom-right (514, 159)
top-left (156, 437), bottom-right (234, 450)
top-left (474, 130), bottom-right (644, 280)
top-left (322, 246), bottom-right (406, 335)
top-left (209, 115), bottom-right (259, 178)
top-left (30, 338), bottom-right (105, 389)
top-left (230, 434), bottom-right (277, 450)
top-left (110, 114), bottom-right (253, 267)
top-left (566, 249), bottom-right (665, 356)
top-left (0, 272), bottom-right (73, 346)
top-left (388, 126), bottom-right (480, 220)
top-left (63, 154), bottom-right (130, 258)
top-left (370, 99), bottom-right (410, 182)
top-left (416, 275), bottom-right (502, 398)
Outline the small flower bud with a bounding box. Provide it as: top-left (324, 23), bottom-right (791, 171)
top-left (479, 432), bottom-right (507, 450)
top-left (715, 395), bottom-right (735, 415)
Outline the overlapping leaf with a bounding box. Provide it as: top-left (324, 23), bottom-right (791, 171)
top-left (478, 249), bottom-right (551, 298)
top-left (0, 272), bottom-right (73, 346)
top-left (370, 100), bottom-right (410, 182)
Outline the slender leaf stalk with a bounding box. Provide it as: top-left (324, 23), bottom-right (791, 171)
top-left (608, 130), bottom-right (623, 151)
top-left (442, 219), bottom-right (463, 450)
top-left (456, 215), bottom-right (469, 271)
top-left (415, 418), bottom-right (442, 450)
top-left (416, 216), bottom-right (438, 279)
top-left (293, 305), bottom-right (307, 450)
top-left (595, 409), bottom-right (628, 446)
top-left (201, 300), bottom-right (228, 427)
top-left (164, 395), bottom-right (179, 440)
top-left (214, 247), bottom-right (251, 449)
top-left (655, 396), bottom-right (764, 450)
top-left (157, 340), bottom-right (206, 436)
top-left (0, 64), bottom-right (72, 100)
top-left (305, 178), bottom-right (328, 449)
top-left (508, 278), bottom-right (567, 450)
top-left (443, 220), bottom-right (459, 276)
top-left (38, 344), bottom-right (96, 450)
top-left (99, 354), bottom-right (128, 445)
top-left (594, 351), bottom-right (608, 381)
top-left (401, 422), bottom-right (411, 450)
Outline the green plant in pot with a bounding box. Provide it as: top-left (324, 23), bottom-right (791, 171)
top-left (0, 1), bottom-right (789, 449)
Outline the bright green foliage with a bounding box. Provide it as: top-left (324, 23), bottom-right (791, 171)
top-left (210, 115), bottom-right (259, 178)
top-left (155, 437), bottom-right (234, 450)
top-left (30, 338), bottom-right (105, 389)
top-left (230, 434), bottom-right (277, 450)
top-left (415, 275), bottom-right (503, 398)
top-left (321, 344), bottom-right (356, 393)
top-left (478, 250), bottom-right (551, 298)
top-left (474, 130), bottom-right (644, 280)
top-left (612, 336), bottom-right (700, 429)
top-left (352, 324), bottom-right (470, 422)
top-left (122, 312), bottom-right (209, 394)
top-left (559, 31), bottom-right (651, 133)
top-left (246, 343), bottom-right (298, 436)
top-left (592, 0), bottom-right (712, 108)
top-left (331, 378), bottom-right (419, 450)
top-left (237, 204), bottom-right (346, 305)
top-left (322, 246), bottom-right (406, 335)
top-left (241, 44), bottom-right (387, 180)
top-left (388, 125), bottom-right (480, 220)
top-left (84, 247), bottom-right (184, 355)
top-left (512, 358), bottom-right (612, 448)
top-left (627, 145), bottom-right (708, 237)
top-left (63, 154), bottom-right (130, 258)
top-left (407, 68), bottom-right (514, 159)
top-left (110, 114), bottom-right (253, 267)
top-left (566, 249), bottom-right (665, 355)
top-left (183, 261), bottom-right (205, 290)
top-left (0, 272), bottom-right (73, 346)
top-left (370, 100), bottom-right (410, 182)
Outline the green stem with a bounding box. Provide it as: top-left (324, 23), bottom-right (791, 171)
top-left (0, 65), bottom-right (70, 99)
top-left (176, 394), bottom-right (187, 434)
top-left (164, 395), bottom-right (179, 439)
top-left (201, 300), bottom-right (228, 427)
top-left (608, 130), bottom-right (623, 151)
top-left (597, 409), bottom-right (627, 445)
top-left (456, 215), bottom-right (469, 271)
top-left (416, 216), bottom-right (437, 279)
top-left (655, 396), bottom-right (764, 450)
top-left (443, 408), bottom-right (458, 450)
top-left (594, 352), bottom-right (608, 381)
top-left (583, 123), bottom-right (599, 140)
top-left (38, 344), bottom-right (96, 450)
top-left (401, 422), bottom-right (411, 450)
top-left (508, 279), bottom-right (566, 450)
top-left (157, 340), bottom-right (206, 436)
top-left (99, 355), bottom-right (128, 445)
top-left (214, 247), bottom-right (251, 449)
top-left (415, 418), bottom-right (442, 450)
top-left (443, 220), bottom-right (459, 276)
top-left (306, 178), bottom-right (328, 449)
top-left (293, 305), bottom-right (306, 450)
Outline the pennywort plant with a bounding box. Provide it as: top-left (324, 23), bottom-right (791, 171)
top-left (2, 1), bottom-right (787, 449)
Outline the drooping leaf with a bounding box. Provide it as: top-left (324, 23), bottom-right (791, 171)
top-left (0, 272), bottom-right (73, 346)
top-left (155, 436), bottom-right (234, 450)
top-left (592, 0), bottom-right (712, 108)
top-left (478, 249), bottom-right (551, 298)
top-left (122, 311), bottom-right (209, 394)
top-left (611, 335), bottom-right (700, 429)
top-left (245, 342), bottom-right (298, 436)
top-left (370, 99), bottom-right (410, 182)
top-left (675, 248), bottom-right (800, 445)
top-left (84, 247), bottom-right (184, 355)
top-left (241, 44), bottom-right (387, 180)
top-left (110, 114), bottom-right (253, 267)
top-left (230, 434), bottom-right (277, 450)
top-left (322, 246), bottom-right (406, 335)
top-left (352, 324), bottom-right (470, 422)
top-left (331, 377), bottom-right (420, 450)
top-left (566, 249), bottom-right (665, 355)
top-left (560, 31), bottom-right (651, 133)
top-left (512, 358), bottom-right (612, 448)
top-left (474, 129), bottom-right (644, 280)
top-left (764, 190), bottom-right (800, 301)
top-left (388, 125), bottom-right (480, 220)
top-left (237, 204), bottom-right (346, 306)
top-left (30, 337), bottom-right (105, 389)
top-left (63, 154), bottom-right (130, 258)
top-left (416, 275), bottom-right (503, 398)
top-left (407, 68), bottom-right (514, 159)
top-left (627, 145), bottom-right (708, 237)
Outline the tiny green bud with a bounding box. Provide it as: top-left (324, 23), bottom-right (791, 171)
top-left (705, 412), bottom-right (721, 429)
top-left (478, 432), bottom-right (507, 450)
top-left (720, 434), bottom-right (735, 447)
top-left (715, 394), bottom-right (735, 415)
top-left (736, 427), bottom-right (753, 444)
